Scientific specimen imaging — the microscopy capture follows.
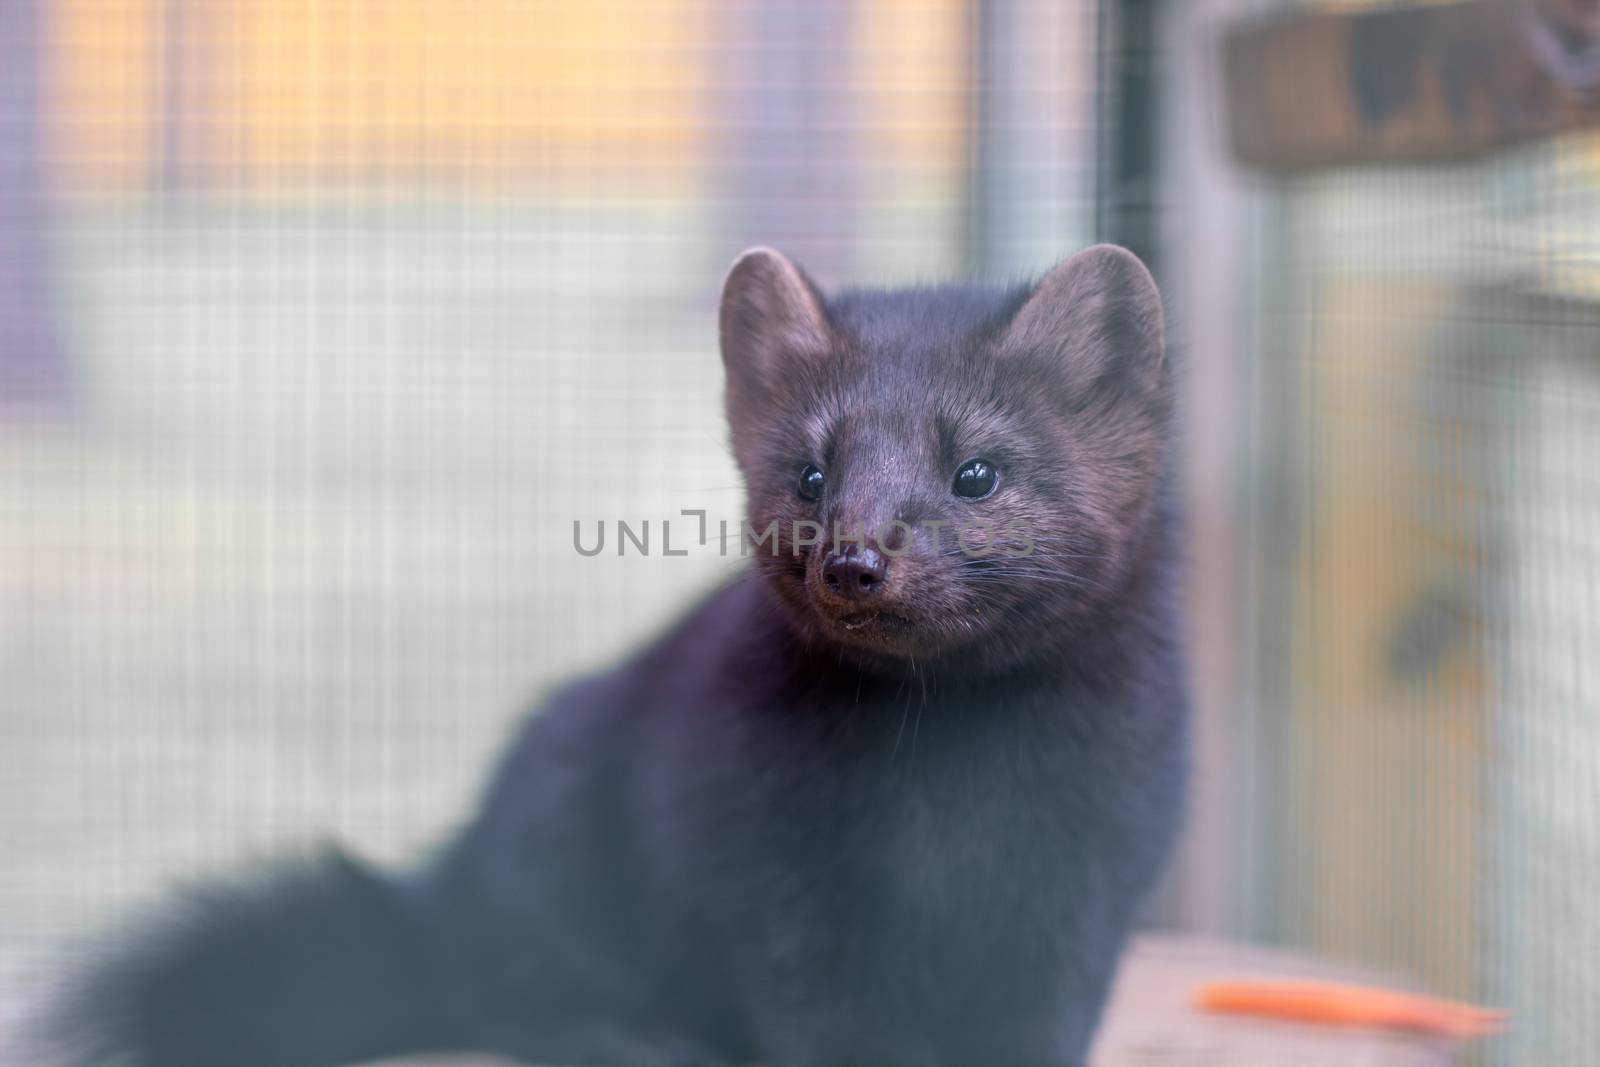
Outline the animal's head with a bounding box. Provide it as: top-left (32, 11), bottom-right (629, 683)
top-left (719, 245), bottom-right (1169, 669)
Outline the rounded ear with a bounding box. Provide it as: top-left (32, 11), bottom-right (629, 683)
top-left (998, 244), bottom-right (1165, 395)
top-left (719, 247), bottom-right (832, 395)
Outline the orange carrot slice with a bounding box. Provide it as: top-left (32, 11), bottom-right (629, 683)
top-left (1195, 980), bottom-right (1509, 1040)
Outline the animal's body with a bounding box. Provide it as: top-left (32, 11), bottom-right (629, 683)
top-left (38, 244), bottom-right (1187, 1067)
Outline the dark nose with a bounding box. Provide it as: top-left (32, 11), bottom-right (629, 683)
top-left (822, 545), bottom-right (889, 599)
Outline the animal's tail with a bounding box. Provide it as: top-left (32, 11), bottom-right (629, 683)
top-left (28, 848), bottom-right (476, 1067)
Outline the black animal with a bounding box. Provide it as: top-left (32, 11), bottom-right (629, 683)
top-left (36, 244), bottom-right (1188, 1067)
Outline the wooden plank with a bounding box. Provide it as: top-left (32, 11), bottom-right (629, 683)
top-left (1224, 0), bottom-right (1600, 171)
top-left (1284, 280), bottom-right (1487, 1005)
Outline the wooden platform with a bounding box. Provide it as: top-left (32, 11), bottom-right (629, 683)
top-left (1089, 936), bottom-right (1463, 1066)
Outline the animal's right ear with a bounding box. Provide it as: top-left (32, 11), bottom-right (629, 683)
top-left (719, 247), bottom-right (832, 396)
top-left (997, 244), bottom-right (1165, 399)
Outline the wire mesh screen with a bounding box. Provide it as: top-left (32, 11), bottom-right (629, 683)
top-left (1225, 129), bottom-right (1600, 1065)
top-left (0, 0), bottom-right (1100, 973)
top-left (7, 0), bottom-right (1600, 1064)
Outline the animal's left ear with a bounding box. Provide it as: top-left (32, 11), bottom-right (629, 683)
top-left (997, 244), bottom-right (1165, 396)
top-left (719, 246), bottom-right (833, 399)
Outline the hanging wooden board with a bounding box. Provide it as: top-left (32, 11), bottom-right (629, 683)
top-left (1223, 0), bottom-right (1600, 171)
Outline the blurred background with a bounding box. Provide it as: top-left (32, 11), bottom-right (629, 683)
top-left (1, 0), bottom-right (1598, 1063)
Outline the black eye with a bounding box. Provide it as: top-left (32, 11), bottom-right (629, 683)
top-left (798, 464), bottom-right (826, 501)
top-left (952, 459), bottom-right (998, 499)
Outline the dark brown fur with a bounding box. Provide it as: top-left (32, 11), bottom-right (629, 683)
top-left (723, 245), bottom-right (1173, 678)
top-left (37, 245), bottom-right (1187, 1067)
